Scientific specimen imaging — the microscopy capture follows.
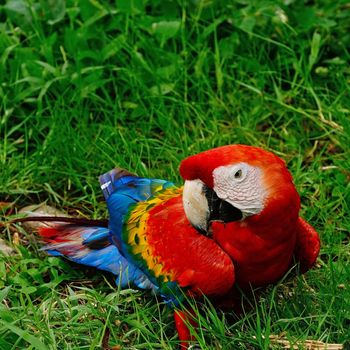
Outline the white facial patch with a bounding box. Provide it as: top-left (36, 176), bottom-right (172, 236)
top-left (183, 179), bottom-right (209, 232)
top-left (213, 162), bottom-right (267, 218)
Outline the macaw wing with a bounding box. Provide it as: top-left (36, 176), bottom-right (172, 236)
top-left (294, 217), bottom-right (320, 273)
top-left (119, 186), bottom-right (185, 299)
top-left (99, 167), bottom-right (175, 238)
top-left (99, 168), bottom-right (179, 297)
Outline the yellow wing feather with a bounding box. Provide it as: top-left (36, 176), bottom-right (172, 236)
top-left (124, 187), bottom-right (183, 280)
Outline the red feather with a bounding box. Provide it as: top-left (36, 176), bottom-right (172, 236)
top-left (145, 195), bottom-right (236, 297)
top-left (180, 144), bottom-right (285, 188)
top-left (295, 217), bottom-right (321, 273)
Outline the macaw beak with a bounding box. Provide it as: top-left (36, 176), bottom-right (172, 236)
top-left (204, 186), bottom-right (243, 225)
top-left (182, 179), bottom-right (243, 237)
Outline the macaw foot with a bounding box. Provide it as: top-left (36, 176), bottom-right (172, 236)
top-left (174, 308), bottom-right (198, 349)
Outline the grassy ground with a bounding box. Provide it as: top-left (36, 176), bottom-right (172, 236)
top-left (0, 0), bottom-right (350, 349)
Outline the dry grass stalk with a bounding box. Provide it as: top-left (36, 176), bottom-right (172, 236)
top-left (268, 335), bottom-right (343, 350)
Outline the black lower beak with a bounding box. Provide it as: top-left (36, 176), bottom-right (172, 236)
top-left (204, 186), bottom-right (243, 224)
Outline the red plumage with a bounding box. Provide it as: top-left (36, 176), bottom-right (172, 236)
top-left (145, 195), bottom-right (235, 297)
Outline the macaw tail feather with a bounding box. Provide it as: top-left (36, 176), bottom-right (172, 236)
top-left (39, 225), bottom-right (122, 273)
top-left (174, 309), bottom-right (198, 349)
top-left (39, 224), bottom-right (156, 290)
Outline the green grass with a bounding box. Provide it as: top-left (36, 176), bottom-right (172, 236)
top-left (1, 0), bottom-right (350, 348)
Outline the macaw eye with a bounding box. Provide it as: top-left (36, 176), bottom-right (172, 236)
top-left (234, 169), bottom-right (242, 179)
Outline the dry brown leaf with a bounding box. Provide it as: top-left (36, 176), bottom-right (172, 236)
top-left (18, 203), bottom-right (69, 231)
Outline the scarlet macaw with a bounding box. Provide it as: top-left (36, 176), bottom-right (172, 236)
top-left (38, 145), bottom-right (320, 348)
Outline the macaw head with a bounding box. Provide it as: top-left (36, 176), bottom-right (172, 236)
top-left (179, 145), bottom-right (300, 234)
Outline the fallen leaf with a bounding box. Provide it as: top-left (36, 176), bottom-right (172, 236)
top-left (18, 203), bottom-right (69, 231)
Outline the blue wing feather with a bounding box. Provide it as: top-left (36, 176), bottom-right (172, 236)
top-left (99, 168), bottom-right (175, 241)
top-left (99, 168), bottom-right (174, 201)
top-left (41, 168), bottom-right (175, 293)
